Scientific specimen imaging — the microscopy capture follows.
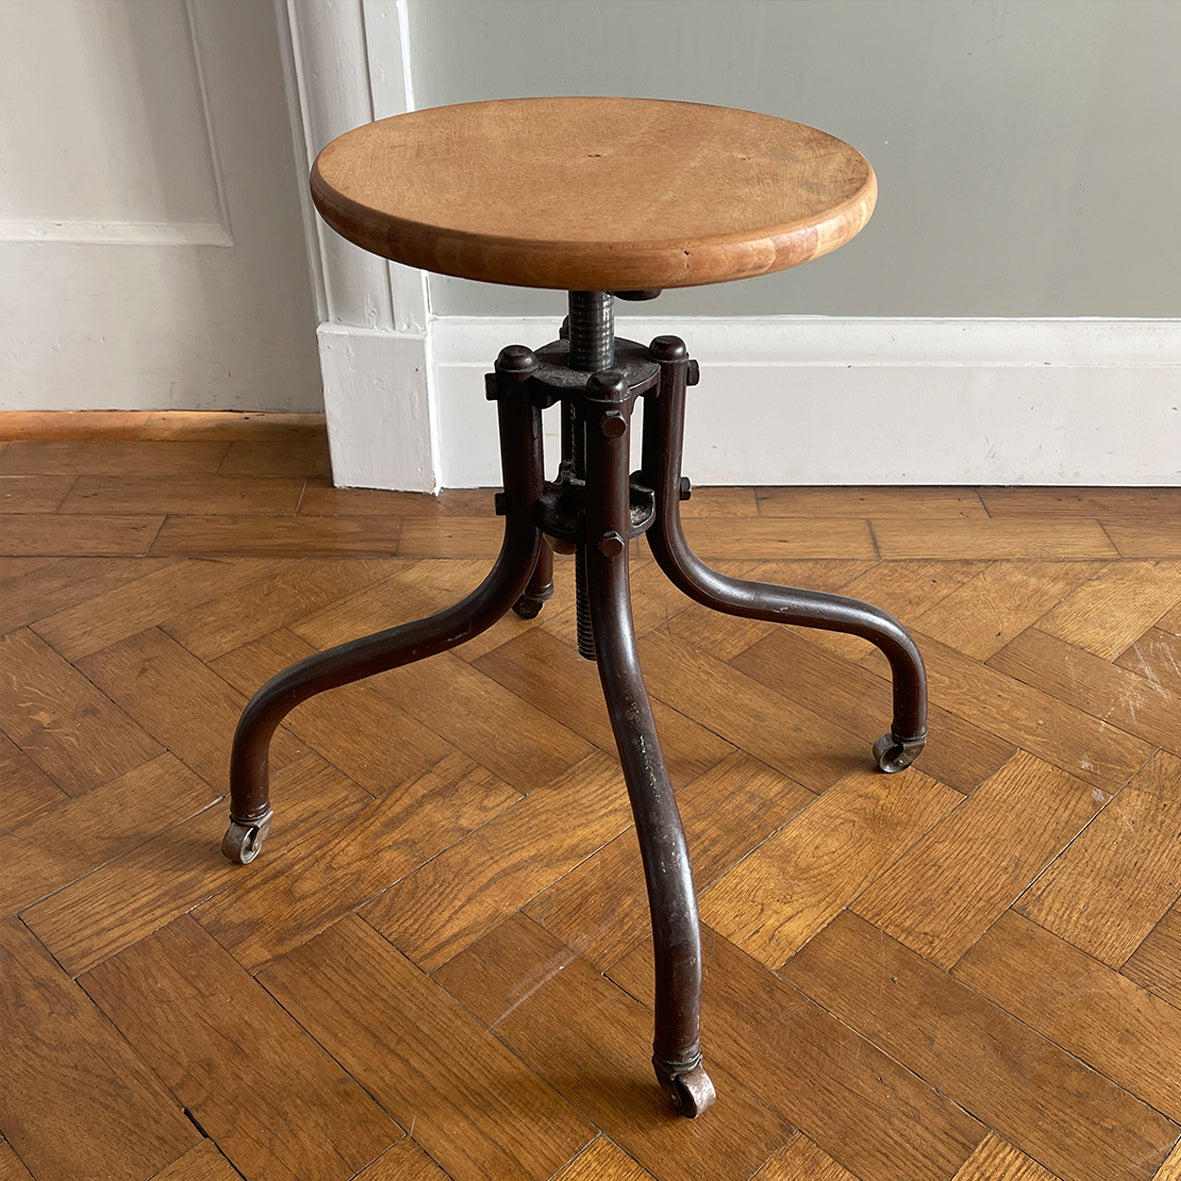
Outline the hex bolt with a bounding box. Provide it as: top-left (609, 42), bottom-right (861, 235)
top-left (598, 531), bottom-right (626, 558)
top-left (687, 359), bottom-right (701, 386)
top-left (679, 476), bottom-right (692, 501)
top-left (493, 492), bottom-right (507, 516)
top-left (600, 410), bottom-right (627, 438)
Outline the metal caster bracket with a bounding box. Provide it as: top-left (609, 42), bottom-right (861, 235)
top-left (653, 1055), bottom-right (717, 1118)
top-left (512, 585), bottom-right (553, 619)
top-left (873, 731), bottom-right (927, 774)
top-left (221, 811), bottom-right (273, 865)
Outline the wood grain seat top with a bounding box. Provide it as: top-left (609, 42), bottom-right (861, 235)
top-left (310, 97), bottom-right (877, 291)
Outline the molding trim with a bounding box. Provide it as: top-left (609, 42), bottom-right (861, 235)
top-left (429, 316), bottom-right (1181, 488)
top-left (282, 0), bottom-right (393, 330)
top-left (182, 0), bottom-right (235, 246)
top-left (0, 220), bottom-right (232, 246)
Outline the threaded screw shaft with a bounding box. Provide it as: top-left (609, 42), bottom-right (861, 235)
top-left (575, 544), bottom-right (596, 660)
top-left (567, 291), bottom-right (615, 371)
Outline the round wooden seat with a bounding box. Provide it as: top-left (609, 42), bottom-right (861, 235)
top-left (311, 97), bottom-right (876, 291)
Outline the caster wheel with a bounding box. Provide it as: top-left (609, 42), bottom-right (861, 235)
top-left (221, 811), bottom-right (272, 865)
top-left (653, 1056), bottom-right (717, 1118)
top-left (512, 591), bottom-right (549, 619)
top-left (873, 732), bottom-right (926, 774)
top-left (512, 585), bottom-right (552, 623)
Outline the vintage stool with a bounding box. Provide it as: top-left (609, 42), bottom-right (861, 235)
top-left (222, 98), bottom-right (928, 1118)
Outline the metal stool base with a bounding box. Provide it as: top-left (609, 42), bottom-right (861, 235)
top-left (223, 293), bottom-right (928, 1119)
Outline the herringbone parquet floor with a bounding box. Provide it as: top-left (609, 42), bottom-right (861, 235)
top-left (2, 410), bottom-right (1180, 1181)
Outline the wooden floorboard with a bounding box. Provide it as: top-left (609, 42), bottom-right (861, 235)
top-left (2, 411), bottom-right (1180, 1181)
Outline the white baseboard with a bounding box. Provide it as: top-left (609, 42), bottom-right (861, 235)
top-left (428, 317), bottom-right (1181, 488)
top-left (318, 323), bottom-right (436, 492)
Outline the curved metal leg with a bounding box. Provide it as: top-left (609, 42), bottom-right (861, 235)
top-left (512, 543), bottom-right (554, 619)
top-left (583, 371), bottom-right (716, 1118)
top-left (642, 336), bottom-right (927, 767)
top-left (224, 351), bottom-right (546, 862)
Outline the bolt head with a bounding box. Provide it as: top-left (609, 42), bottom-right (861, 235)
top-left (586, 370), bottom-right (629, 402)
top-left (496, 344), bottom-right (538, 375)
top-left (598, 531), bottom-right (626, 558)
top-left (600, 410), bottom-right (627, 438)
top-left (649, 335), bottom-right (688, 363)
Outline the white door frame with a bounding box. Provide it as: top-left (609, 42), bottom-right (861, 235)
top-left (279, 0), bottom-right (437, 491)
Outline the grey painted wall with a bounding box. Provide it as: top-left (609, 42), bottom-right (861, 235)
top-left (406, 0), bottom-right (1181, 319)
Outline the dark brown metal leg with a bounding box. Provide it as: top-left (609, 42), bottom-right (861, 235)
top-left (642, 336), bottom-right (928, 771)
top-left (222, 348), bottom-right (546, 863)
top-left (512, 543), bottom-right (554, 618)
top-left (582, 371), bottom-right (716, 1118)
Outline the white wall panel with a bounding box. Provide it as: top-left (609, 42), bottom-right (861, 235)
top-left (0, 0), bottom-right (224, 231)
top-left (0, 0), bottom-right (320, 411)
